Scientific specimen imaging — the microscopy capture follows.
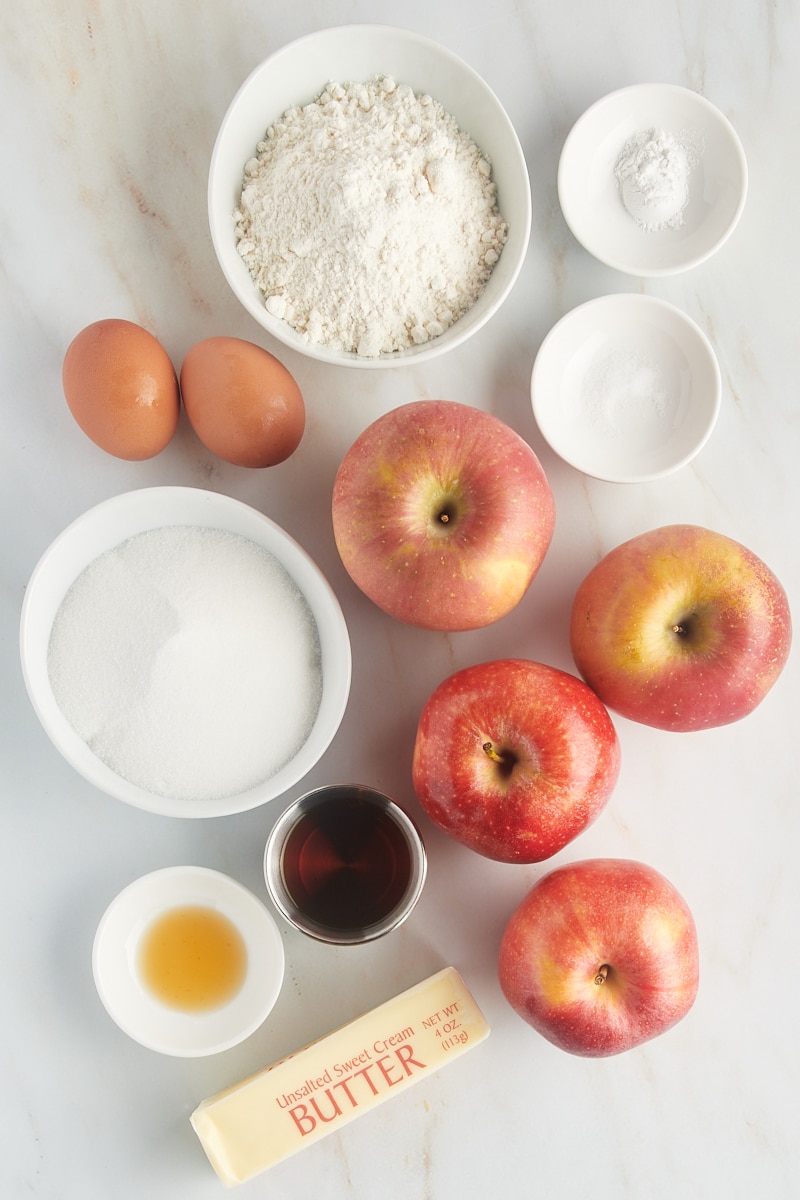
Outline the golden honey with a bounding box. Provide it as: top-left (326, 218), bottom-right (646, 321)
top-left (138, 905), bottom-right (247, 1012)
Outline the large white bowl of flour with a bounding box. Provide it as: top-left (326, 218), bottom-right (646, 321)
top-left (208, 25), bottom-right (531, 367)
top-left (19, 488), bottom-right (352, 818)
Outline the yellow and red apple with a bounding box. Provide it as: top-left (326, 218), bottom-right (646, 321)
top-left (412, 658), bottom-right (620, 863)
top-left (498, 858), bottom-right (699, 1056)
top-left (331, 400), bottom-right (555, 631)
top-left (570, 524), bottom-right (791, 731)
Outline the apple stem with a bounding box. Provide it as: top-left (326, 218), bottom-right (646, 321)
top-left (482, 740), bottom-right (519, 780)
top-left (672, 623), bottom-right (686, 636)
top-left (595, 965), bottom-right (610, 986)
top-left (435, 499), bottom-right (457, 525)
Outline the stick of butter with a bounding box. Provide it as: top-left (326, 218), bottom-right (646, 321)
top-left (191, 966), bottom-right (490, 1186)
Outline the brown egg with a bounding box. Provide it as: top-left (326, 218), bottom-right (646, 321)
top-left (62, 319), bottom-right (180, 460)
top-left (180, 336), bottom-right (305, 468)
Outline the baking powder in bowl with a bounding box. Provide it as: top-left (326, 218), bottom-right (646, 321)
top-left (47, 526), bottom-right (322, 802)
top-left (234, 76), bottom-right (507, 357)
top-left (614, 128), bottom-right (702, 232)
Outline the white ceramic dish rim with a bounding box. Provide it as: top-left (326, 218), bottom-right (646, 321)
top-left (208, 22), bottom-right (532, 368)
top-left (19, 486), bottom-right (352, 818)
top-left (557, 83), bottom-right (748, 276)
top-left (531, 293), bottom-right (722, 483)
top-left (92, 865), bottom-right (285, 1057)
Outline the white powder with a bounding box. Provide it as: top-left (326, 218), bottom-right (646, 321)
top-left (234, 75), bottom-right (508, 358)
top-left (614, 128), bottom-right (702, 232)
top-left (574, 346), bottom-right (678, 440)
top-left (47, 526), bottom-right (322, 802)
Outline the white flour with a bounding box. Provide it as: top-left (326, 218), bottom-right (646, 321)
top-left (234, 76), bottom-right (507, 357)
top-left (614, 128), bottom-right (702, 232)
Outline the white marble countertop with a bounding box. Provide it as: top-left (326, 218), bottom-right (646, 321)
top-left (2, 2), bottom-right (799, 1197)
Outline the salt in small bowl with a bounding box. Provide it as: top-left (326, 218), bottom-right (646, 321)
top-left (531, 293), bottom-right (721, 483)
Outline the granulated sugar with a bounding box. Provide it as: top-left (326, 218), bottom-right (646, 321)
top-left (47, 526), bottom-right (322, 802)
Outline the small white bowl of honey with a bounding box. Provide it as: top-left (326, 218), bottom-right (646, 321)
top-left (92, 866), bottom-right (285, 1057)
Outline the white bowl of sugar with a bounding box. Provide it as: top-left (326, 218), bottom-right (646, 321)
top-left (19, 487), bottom-right (352, 818)
top-left (208, 24), bottom-right (531, 367)
top-left (531, 294), bottom-right (721, 484)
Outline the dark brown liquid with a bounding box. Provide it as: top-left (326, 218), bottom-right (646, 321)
top-left (281, 795), bottom-right (413, 932)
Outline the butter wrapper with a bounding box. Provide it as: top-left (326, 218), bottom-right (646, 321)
top-left (191, 966), bottom-right (490, 1185)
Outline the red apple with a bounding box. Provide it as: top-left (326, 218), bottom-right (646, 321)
top-left (570, 524), bottom-right (791, 731)
top-left (498, 858), bottom-right (699, 1056)
top-left (331, 400), bottom-right (555, 631)
top-left (412, 659), bottom-right (620, 863)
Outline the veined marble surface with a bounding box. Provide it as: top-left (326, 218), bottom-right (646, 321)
top-left (2, 1), bottom-right (799, 1197)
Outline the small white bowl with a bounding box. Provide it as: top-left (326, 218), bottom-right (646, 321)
top-left (92, 866), bottom-right (285, 1057)
top-left (558, 84), bottom-right (747, 276)
top-left (208, 24), bottom-right (531, 367)
top-left (531, 293), bottom-right (721, 483)
top-left (19, 487), bottom-right (351, 817)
